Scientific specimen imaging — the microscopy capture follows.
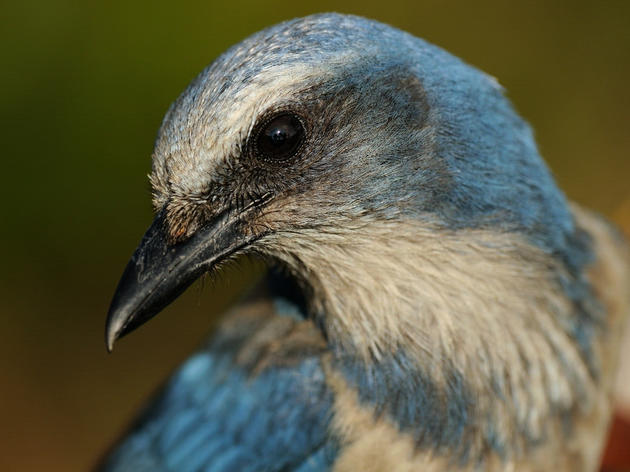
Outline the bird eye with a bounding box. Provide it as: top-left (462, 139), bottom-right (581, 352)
top-left (255, 113), bottom-right (305, 161)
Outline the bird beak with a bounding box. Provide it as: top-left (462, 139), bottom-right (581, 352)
top-left (105, 207), bottom-right (255, 352)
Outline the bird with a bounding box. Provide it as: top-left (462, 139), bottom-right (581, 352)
top-left (99, 13), bottom-right (630, 472)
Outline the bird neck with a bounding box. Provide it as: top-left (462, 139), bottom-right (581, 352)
top-left (263, 216), bottom-right (599, 460)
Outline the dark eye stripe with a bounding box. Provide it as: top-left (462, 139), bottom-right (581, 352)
top-left (255, 113), bottom-right (305, 161)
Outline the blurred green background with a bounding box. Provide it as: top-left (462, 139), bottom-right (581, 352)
top-left (1, 1), bottom-right (629, 470)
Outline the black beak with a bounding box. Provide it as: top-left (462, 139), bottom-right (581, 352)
top-left (105, 208), bottom-right (254, 352)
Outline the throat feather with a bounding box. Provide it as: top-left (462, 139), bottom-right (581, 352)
top-left (260, 218), bottom-right (600, 461)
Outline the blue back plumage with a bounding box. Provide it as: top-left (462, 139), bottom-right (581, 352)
top-left (102, 301), bottom-right (338, 472)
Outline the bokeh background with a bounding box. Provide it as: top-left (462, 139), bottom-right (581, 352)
top-left (1, 1), bottom-right (629, 470)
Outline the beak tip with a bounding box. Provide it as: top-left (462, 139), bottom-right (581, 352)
top-left (105, 326), bottom-right (117, 353)
top-left (105, 311), bottom-right (124, 353)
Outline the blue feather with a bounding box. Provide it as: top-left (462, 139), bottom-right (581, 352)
top-left (102, 339), bottom-right (338, 472)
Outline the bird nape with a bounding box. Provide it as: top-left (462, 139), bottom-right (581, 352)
top-left (100, 13), bottom-right (629, 472)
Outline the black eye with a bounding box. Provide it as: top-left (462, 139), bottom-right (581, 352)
top-left (256, 113), bottom-right (305, 161)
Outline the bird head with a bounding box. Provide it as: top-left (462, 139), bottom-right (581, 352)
top-left (106, 14), bottom-right (578, 358)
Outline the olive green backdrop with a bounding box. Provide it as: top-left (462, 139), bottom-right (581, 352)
top-left (1, 1), bottom-right (629, 470)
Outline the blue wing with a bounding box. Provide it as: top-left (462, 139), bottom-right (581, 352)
top-left (100, 297), bottom-right (338, 472)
